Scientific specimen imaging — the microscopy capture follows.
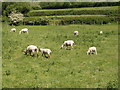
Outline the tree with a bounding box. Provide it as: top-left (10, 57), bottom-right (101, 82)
top-left (2, 2), bottom-right (31, 16)
top-left (8, 11), bottom-right (24, 26)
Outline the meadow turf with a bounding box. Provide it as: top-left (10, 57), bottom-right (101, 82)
top-left (31, 6), bottom-right (118, 12)
top-left (2, 24), bottom-right (118, 88)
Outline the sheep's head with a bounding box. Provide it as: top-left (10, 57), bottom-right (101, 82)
top-left (22, 49), bottom-right (27, 55)
top-left (19, 31), bottom-right (21, 34)
top-left (60, 44), bottom-right (64, 49)
top-left (87, 50), bottom-right (90, 55)
top-left (22, 49), bottom-right (26, 52)
top-left (39, 48), bottom-right (43, 52)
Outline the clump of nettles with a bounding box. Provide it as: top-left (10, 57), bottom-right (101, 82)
top-left (8, 11), bottom-right (24, 26)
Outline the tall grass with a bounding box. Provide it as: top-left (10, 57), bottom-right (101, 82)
top-left (2, 23), bottom-right (118, 88)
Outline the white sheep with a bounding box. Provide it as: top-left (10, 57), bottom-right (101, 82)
top-left (10, 28), bottom-right (16, 32)
top-left (19, 28), bottom-right (29, 34)
top-left (39, 48), bottom-right (52, 58)
top-left (61, 40), bottom-right (74, 50)
top-left (23, 45), bottom-right (39, 57)
top-left (100, 31), bottom-right (103, 34)
top-left (74, 31), bottom-right (79, 36)
top-left (87, 47), bottom-right (97, 55)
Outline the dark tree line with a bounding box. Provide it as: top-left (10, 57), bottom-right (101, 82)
top-left (39, 2), bottom-right (120, 9)
top-left (2, 2), bottom-right (120, 16)
top-left (2, 2), bottom-right (31, 16)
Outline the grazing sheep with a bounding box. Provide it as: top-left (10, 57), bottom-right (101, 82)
top-left (61, 40), bottom-right (74, 50)
top-left (100, 31), bottom-right (103, 34)
top-left (74, 31), bottom-right (79, 36)
top-left (19, 28), bottom-right (29, 34)
top-left (23, 45), bottom-right (39, 57)
top-left (39, 48), bottom-right (52, 58)
top-left (87, 47), bottom-right (97, 55)
top-left (10, 28), bottom-right (16, 32)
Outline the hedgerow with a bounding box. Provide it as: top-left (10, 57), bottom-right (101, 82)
top-left (26, 9), bottom-right (118, 16)
top-left (23, 15), bottom-right (118, 25)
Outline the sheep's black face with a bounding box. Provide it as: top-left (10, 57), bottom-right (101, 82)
top-left (23, 50), bottom-right (27, 55)
top-left (22, 50), bottom-right (26, 53)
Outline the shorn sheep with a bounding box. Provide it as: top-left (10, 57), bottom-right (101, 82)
top-left (87, 47), bottom-right (97, 55)
top-left (74, 31), bottom-right (79, 36)
top-left (23, 45), bottom-right (39, 57)
top-left (61, 40), bottom-right (74, 50)
top-left (100, 31), bottom-right (103, 34)
top-left (10, 28), bottom-right (16, 32)
top-left (19, 28), bottom-right (29, 34)
top-left (39, 48), bottom-right (52, 58)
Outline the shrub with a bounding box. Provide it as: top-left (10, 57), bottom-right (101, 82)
top-left (8, 11), bottom-right (24, 26)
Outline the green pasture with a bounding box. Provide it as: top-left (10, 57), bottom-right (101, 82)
top-left (2, 24), bottom-right (118, 88)
top-left (31, 6), bottom-right (118, 12)
top-left (27, 6), bottom-right (118, 17)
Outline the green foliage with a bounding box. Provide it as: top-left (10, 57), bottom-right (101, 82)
top-left (24, 17), bottom-right (49, 25)
top-left (8, 11), bottom-right (24, 26)
top-left (39, 2), bottom-right (119, 9)
top-left (27, 6), bottom-right (118, 16)
top-left (2, 2), bottom-right (31, 16)
top-left (106, 80), bottom-right (118, 88)
top-left (29, 2), bottom-right (41, 10)
top-left (23, 15), bottom-right (117, 25)
top-left (2, 24), bottom-right (118, 88)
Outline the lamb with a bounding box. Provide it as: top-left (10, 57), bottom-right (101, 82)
top-left (10, 28), bottom-right (16, 32)
top-left (19, 28), bottom-right (29, 34)
top-left (23, 45), bottom-right (39, 57)
top-left (74, 31), bottom-right (79, 36)
top-left (87, 47), bottom-right (97, 55)
top-left (100, 31), bottom-right (103, 34)
top-left (39, 48), bottom-right (52, 58)
top-left (61, 40), bottom-right (74, 50)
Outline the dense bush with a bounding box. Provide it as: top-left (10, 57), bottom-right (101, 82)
top-left (23, 16), bottom-right (118, 25)
top-left (27, 9), bottom-right (118, 17)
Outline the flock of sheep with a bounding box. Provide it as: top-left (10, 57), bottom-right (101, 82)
top-left (10, 28), bottom-right (29, 34)
top-left (10, 28), bottom-right (103, 58)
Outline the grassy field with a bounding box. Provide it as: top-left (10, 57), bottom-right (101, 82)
top-left (31, 6), bottom-right (118, 12)
top-left (2, 23), bottom-right (118, 88)
top-left (25, 15), bottom-right (106, 18)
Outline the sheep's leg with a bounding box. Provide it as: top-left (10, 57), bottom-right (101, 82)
top-left (25, 52), bottom-right (27, 55)
top-left (65, 46), bottom-right (67, 50)
top-left (36, 50), bottom-right (39, 57)
top-left (32, 54), bottom-right (35, 57)
top-left (71, 45), bottom-right (74, 50)
top-left (37, 53), bottom-right (39, 57)
top-left (87, 52), bottom-right (88, 55)
top-left (42, 53), bottom-right (44, 57)
top-left (48, 53), bottom-right (51, 58)
top-left (30, 52), bottom-right (32, 56)
top-left (95, 50), bottom-right (97, 55)
top-left (48, 55), bottom-right (50, 58)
